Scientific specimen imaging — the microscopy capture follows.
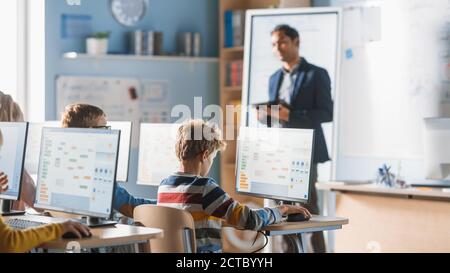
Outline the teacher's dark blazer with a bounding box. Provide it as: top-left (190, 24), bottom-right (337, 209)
top-left (268, 57), bottom-right (333, 164)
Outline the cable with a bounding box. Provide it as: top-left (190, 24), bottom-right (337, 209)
top-left (251, 231), bottom-right (269, 253)
top-left (231, 227), bottom-right (269, 253)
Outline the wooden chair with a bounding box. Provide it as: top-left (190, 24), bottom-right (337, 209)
top-left (134, 205), bottom-right (196, 253)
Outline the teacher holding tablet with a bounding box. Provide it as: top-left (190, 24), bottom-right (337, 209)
top-left (258, 24), bottom-right (333, 253)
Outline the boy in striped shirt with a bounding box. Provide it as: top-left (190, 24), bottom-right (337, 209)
top-left (157, 120), bottom-right (311, 253)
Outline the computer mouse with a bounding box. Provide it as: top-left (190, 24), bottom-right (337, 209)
top-left (286, 213), bottom-right (311, 222)
top-left (62, 231), bottom-right (92, 239)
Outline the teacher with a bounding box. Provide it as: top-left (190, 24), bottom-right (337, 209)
top-left (263, 24), bottom-right (333, 253)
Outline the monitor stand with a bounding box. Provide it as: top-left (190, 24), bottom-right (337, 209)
top-left (1, 200), bottom-right (26, 217)
top-left (80, 216), bottom-right (117, 228)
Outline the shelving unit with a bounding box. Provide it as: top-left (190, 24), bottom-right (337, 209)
top-left (219, 0), bottom-right (281, 254)
top-left (62, 52), bottom-right (219, 63)
top-left (221, 46), bottom-right (244, 54)
top-left (222, 86), bottom-right (242, 93)
top-left (219, 0), bottom-right (280, 210)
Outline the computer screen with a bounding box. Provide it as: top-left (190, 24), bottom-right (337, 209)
top-left (137, 123), bottom-right (180, 186)
top-left (424, 118), bottom-right (450, 180)
top-left (0, 122), bottom-right (28, 201)
top-left (108, 121), bottom-right (132, 183)
top-left (34, 128), bottom-right (120, 218)
top-left (236, 127), bottom-right (315, 203)
top-left (25, 121), bottom-right (60, 178)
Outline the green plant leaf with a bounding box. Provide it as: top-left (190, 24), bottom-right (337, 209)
top-left (90, 31), bottom-right (111, 39)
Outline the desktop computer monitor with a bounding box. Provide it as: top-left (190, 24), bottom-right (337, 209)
top-left (34, 127), bottom-right (120, 223)
top-left (25, 121), bottom-right (60, 179)
top-left (108, 121), bottom-right (132, 183)
top-left (424, 118), bottom-right (450, 184)
top-left (0, 122), bottom-right (28, 212)
top-left (236, 127), bottom-right (315, 203)
top-left (137, 123), bottom-right (180, 186)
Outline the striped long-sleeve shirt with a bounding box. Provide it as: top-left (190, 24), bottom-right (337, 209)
top-left (157, 173), bottom-right (283, 253)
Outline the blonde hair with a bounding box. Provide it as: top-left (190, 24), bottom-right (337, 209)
top-left (0, 91), bottom-right (24, 122)
top-left (61, 103), bottom-right (105, 128)
top-left (175, 119), bottom-right (226, 161)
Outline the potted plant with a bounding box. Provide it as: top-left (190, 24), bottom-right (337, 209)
top-left (86, 32), bottom-right (111, 55)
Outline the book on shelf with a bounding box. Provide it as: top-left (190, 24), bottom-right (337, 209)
top-left (225, 60), bottom-right (243, 87)
top-left (229, 99), bottom-right (242, 127)
top-left (224, 9), bottom-right (246, 48)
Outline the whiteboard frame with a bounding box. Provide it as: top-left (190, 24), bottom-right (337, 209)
top-left (241, 7), bottom-right (343, 180)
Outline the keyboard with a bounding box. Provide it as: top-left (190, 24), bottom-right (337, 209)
top-left (6, 218), bottom-right (47, 230)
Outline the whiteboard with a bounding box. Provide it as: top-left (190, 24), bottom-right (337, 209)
top-left (245, 9), bottom-right (340, 105)
top-left (332, 0), bottom-right (450, 182)
top-left (56, 76), bottom-right (171, 148)
top-left (338, 0), bottom-right (450, 160)
top-left (242, 7), bottom-right (342, 180)
top-left (56, 76), bottom-right (142, 122)
top-left (137, 123), bottom-right (180, 186)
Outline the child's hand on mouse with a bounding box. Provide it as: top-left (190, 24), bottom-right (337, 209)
top-left (279, 205), bottom-right (312, 218)
top-left (61, 220), bottom-right (91, 239)
top-left (0, 172), bottom-right (9, 193)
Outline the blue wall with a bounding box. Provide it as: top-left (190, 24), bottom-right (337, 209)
top-left (48, 0), bottom-right (218, 57)
top-left (45, 0), bottom-right (220, 199)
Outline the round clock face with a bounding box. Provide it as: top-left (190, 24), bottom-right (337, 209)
top-left (110, 0), bottom-right (147, 26)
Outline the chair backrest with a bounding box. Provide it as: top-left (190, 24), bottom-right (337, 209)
top-left (133, 205), bottom-right (196, 253)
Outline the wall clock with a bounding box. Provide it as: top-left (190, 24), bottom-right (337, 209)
top-left (110, 0), bottom-right (148, 27)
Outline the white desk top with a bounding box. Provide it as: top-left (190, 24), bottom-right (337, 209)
top-left (317, 182), bottom-right (450, 200)
top-left (224, 215), bottom-right (349, 236)
top-left (263, 215), bottom-right (349, 232)
top-left (5, 215), bottom-right (164, 250)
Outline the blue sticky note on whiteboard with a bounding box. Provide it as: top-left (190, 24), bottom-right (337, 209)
top-left (61, 14), bottom-right (92, 39)
top-left (345, 48), bottom-right (354, 59)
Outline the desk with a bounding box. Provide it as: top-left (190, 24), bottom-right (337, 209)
top-left (317, 182), bottom-right (450, 253)
top-left (262, 216), bottom-right (349, 253)
top-left (223, 216), bottom-right (349, 253)
top-left (5, 215), bottom-right (164, 253)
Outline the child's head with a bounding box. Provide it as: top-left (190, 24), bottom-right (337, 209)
top-left (61, 103), bottom-right (107, 128)
top-left (176, 120), bottom-right (226, 176)
top-left (0, 91), bottom-right (24, 122)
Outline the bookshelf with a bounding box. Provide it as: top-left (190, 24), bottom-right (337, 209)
top-left (62, 52), bottom-right (219, 63)
top-left (220, 0), bottom-right (278, 209)
top-left (219, 0), bottom-right (278, 253)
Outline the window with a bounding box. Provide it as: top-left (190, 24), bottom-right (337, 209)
top-left (0, 1), bottom-right (20, 100)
